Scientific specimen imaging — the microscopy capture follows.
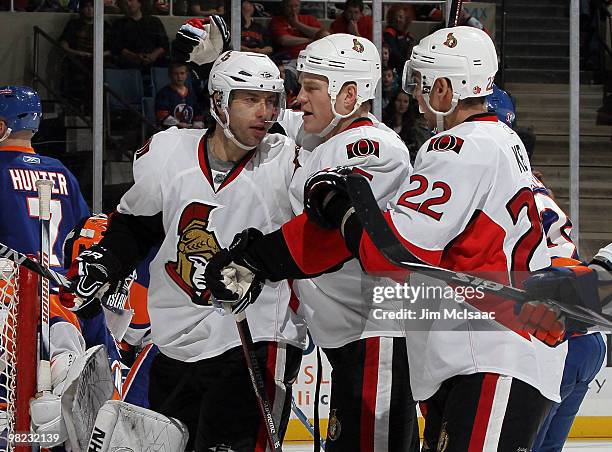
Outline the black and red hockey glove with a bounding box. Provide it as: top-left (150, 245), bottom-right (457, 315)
top-left (304, 166), bottom-right (354, 230)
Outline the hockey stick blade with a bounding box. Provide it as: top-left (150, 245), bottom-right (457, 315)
top-left (345, 174), bottom-right (612, 330)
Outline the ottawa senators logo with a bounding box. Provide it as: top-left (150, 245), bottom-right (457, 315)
top-left (165, 202), bottom-right (221, 306)
top-left (346, 139), bottom-right (379, 159)
top-left (444, 32), bottom-right (458, 48)
top-left (327, 409), bottom-right (341, 441)
top-left (427, 135), bottom-right (464, 154)
top-left (352, 38), bottom-right (365, 53)
top-left (438, 421), bottom-right (449, 451)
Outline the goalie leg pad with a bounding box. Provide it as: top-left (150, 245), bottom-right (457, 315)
top-left (87, 400), bottom-right (189, 452)
top-left (61, 345), bottom-right (116, 451)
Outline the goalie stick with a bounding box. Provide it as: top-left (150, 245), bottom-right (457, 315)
top-left (344, 174), bottom-right (612, 330)
top-left (0, 240), bottom-right (123, 314)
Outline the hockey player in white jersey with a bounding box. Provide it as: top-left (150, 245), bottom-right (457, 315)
top-left (205, 34), bottom-right (420, 451)
top-left (61, 51), bottom-right (307, 451)
top-left (255, 26), bottom-right (570, 451)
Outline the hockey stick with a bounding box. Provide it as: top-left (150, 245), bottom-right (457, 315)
top-left (344, 174), bottom-right (612, 330)
top-left (0, 241), bottom-right (70, 289)
top-left (291, 398), bottom-right (326, 450)
top-left (447, 0), bottom-right (464, 27)
top-left (0, 241), bottom-right (124, 315)
top-left (36, 179), bottom-right (54, 393)
top-left (232, 310), bottom-right (283, 452)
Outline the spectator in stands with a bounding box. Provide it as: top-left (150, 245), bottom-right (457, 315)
top-left (383, 4), bottom-right (416, 73)
top-left (381, 66), bottom-right (399, 110)
top-left (383, 91), bottom-right (430, 163)
top-left (381, 41), bottom-right (391, 69)
top-left (273, 57), bottom-right (299, 108)
top-left (269, 0), bottom-right (321, 62)
top-left (104, 0), bottom-right (121, 13)
top-left (329, 0), bottom-right (372, 41)
top-left (36, 0), bottom-right (78, 12)
top-left (155, 62), bottom-right (204, 130)
top-left (152, 0), bottom-right (169, 15)
top-left (190, 0), bottom-right (224, 16)
top-left (241, 0), bottom-right (273, 55)
top-left (59, 0), bottom-right (112, 104)
top-left (112, 0), bottom-right (169, 70)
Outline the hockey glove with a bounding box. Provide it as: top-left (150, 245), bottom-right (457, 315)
top-left (173, 16), bottom-right (230, 66)
top-left (304, 166), bottom-right (353, 229)
top-left (204, 228), bottom-right (264, 314)
top-left (516, 301), bottom-right (565, 347)
top-left (60, 244), bottom-right (121, 312)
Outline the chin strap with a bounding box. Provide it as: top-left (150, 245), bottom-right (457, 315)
top-left (209, 99), bottom-right (257, 151)
top-left (422, 92), bottom-right (460, 133)
top-left (0, 127), bottom-right (12, 143)
top-left (316, 97), bottom-right (363, 137)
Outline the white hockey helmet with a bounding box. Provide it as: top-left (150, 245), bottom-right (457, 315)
top-left (297, 33), bottom-right (381, 137)
top-left (402, 26), bottom-right (498, 131)
top-left (208, 51), bottom-right (286, 150)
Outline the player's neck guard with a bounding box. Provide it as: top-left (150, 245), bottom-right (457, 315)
top-left (0, 127), bottom-right (12, 143)
top-left (317, 98), bottom-right (363, 138)
top-left (423, 92), bottom-right (459, 133)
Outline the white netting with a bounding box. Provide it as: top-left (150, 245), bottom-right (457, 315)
top-left (0, 258), bottom-right (19, 452)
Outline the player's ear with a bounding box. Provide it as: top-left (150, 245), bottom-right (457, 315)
top-left (433, 78), bottom-right (452, 104)
top-left (339, 82), bottom-right (358, 112)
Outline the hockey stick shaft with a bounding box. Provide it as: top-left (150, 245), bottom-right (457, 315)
top-left (447, 0), bottom-right (464, 27)
top-left (345, 174), bottom-right (612, 330)
top-left (0, 241), bottom-right (70, 289)
top-left (36, 179), bottom-right (54, 392)
top-left (291, 398), bottom-right (325, 450)
top-left (233, 311), bottom-right (283, 452)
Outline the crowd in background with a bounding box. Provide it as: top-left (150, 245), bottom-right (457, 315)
top-left (16, 0), bottom-right (601, 164)
top-left (45, 0), bottom-right (479, 159)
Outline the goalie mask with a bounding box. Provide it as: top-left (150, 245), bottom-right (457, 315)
top-left (63, 215), bottom-right (135, 339)
top-left (63, 214), bottom-right (108, 268)
top-left (402, 26), bottom-right (498, 132)
top-left (297, 33), bottom-right (381, 137)
top-left (208, 51), bottom-right (286, 150)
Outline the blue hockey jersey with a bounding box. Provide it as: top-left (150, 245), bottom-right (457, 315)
top-left (0, 146), bottom-right (89, 268)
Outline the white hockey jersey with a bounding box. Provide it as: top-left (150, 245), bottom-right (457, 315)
top-left (283, 117), bottom-right (414, 348)
top-left (356, 114), bottom-right (566, 402)
top-left (118, 128), bottom-right (307, 362)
